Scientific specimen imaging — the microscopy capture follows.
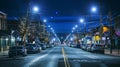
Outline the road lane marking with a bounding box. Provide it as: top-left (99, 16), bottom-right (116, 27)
top-left (24, 48), bottom-right (54, 67)
top-left (62, 47), bottom-right (70, 67)
top-left (62, 47), bottom-right (67, 67)
top-left (47, 55), bottom-right (57, 67)
top-left (29, 54), bottom-right (48, 65)
top-left (84, 55), bottom-right (98, 59)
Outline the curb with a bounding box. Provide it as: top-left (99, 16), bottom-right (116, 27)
top-left (103, 53), bottom-right (120, 57)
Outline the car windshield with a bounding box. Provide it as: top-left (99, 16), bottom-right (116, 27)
top-left (0, 0), bottom-right (120, 67)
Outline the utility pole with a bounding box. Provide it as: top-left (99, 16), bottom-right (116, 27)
top-left (108, 0), bottom-right (113, 54)
top-left (109, 12), bottom-right (113, 54)
top-left (83, 16), bottom-right (86, 45)
top-left (99, 0), bottom-right (103, 44)
top-left (77, 30), bottom-right (79, 44)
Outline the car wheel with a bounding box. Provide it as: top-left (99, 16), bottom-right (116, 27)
top-left (39, 49), bottom-right (41, 52)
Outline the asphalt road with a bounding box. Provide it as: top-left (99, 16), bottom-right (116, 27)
top-left (0, 45), bottom-right (120, 67)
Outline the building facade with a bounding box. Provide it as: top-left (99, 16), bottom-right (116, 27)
top-left (0, 11), bottom-right (10, 52)
top-left (0, 11), bottom-right (7, 30)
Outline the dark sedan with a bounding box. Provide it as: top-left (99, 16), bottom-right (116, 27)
top-left (8, 46), bottom-right (27, 58)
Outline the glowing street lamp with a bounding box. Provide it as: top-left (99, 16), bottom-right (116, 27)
top-left (43, 19), bottom-right (47, 23)
top-left (48, 25), bottom-right (51, 27)
top-left (73, 27), bottom-right (75, 30)
top-left (75, 25), bottom-right (78, 28)
top-left (91, 6), bottom-right (97, 13)
top-left (53, 38), bottom-right (56, 41)
top-left (79, 18), bottom-right (86, 37)
top-left (70, 38), bottom-right (73, 41)
top-left (72, 31), bottom-right (73, 33)
top-left (51, 27), bottom-right (53, 30)
top-left (80, 18), bottom-right (84, 23)
top-left (33, 6), bottom-right (39, 13)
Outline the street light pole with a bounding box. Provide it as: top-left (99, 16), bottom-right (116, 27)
top-left (108, 0), bottom-right (113, 54)
top-left (109, 12), bottom-right (113, 54)
top-left (99, 0), bottom-right (103, 44)
top-left (84, 20), bottom-right (86, 37)
top-left (80, 18), bottom-right (86, 45)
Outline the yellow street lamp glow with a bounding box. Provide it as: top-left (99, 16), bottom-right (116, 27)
top-left (103, 26), bottom-right (109, 33)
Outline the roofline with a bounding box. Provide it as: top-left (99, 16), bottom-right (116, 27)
top-left (0, 11), bottom-right (7, 16)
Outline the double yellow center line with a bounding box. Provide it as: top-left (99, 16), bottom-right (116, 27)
top-left (62, 47), bottom-right (70, 67)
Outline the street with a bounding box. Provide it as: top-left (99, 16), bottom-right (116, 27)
top-left (0, 0), bottom-right (120, 67)
top-left (0, 45), bottom-right (120, 67)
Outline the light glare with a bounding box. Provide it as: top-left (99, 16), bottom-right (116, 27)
top-left (33, 6), bottom-right (39, 12)
top-left (92, 7), bottom-right (97, 12)
top-left (80, 19), bottom-right (84, 23)
top-left (73, 27), bottom-right (75, 30)
top-left (75, 25), bottom-right (78, 28)
top-left (43, 19), bottom-right (47, 23)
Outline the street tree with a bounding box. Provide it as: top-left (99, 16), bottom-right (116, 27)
top-left (19, 17), bottom-right (28, 46)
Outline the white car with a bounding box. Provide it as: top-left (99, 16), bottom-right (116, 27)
top-left (91, 44), bottom-right (104, 54)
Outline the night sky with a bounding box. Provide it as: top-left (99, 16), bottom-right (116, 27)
top-left (0, 0), bottom-right (120, 33)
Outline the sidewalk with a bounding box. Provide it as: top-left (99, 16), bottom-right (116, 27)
top-left (0, 51), bottom-right (8, 56)
top-left (0, 51), bottom-right (8, 60)
top-left (104, 49), bottom-right (120, 56)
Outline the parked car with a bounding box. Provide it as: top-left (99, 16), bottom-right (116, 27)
top-left (86, 44), bottom-right (93, 51)
top-left (26, 44), bottom-right (41, 53)
top-left (81, 44), bottom-right (87, 50)
top-left (91, 44), bottom-right (104, 54)
top-left (70, 44), bottom-right (77, 48)
top-left (36, 45), bottom-right (42, 52)
top-left (49, 44), bottom-right (54, 48)
top-left (39, 43), bottom-right (47, 50)
top-left (8, 46), bottom-right (27, 58)
top-left (46, 44), bottom-right (50, 48)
